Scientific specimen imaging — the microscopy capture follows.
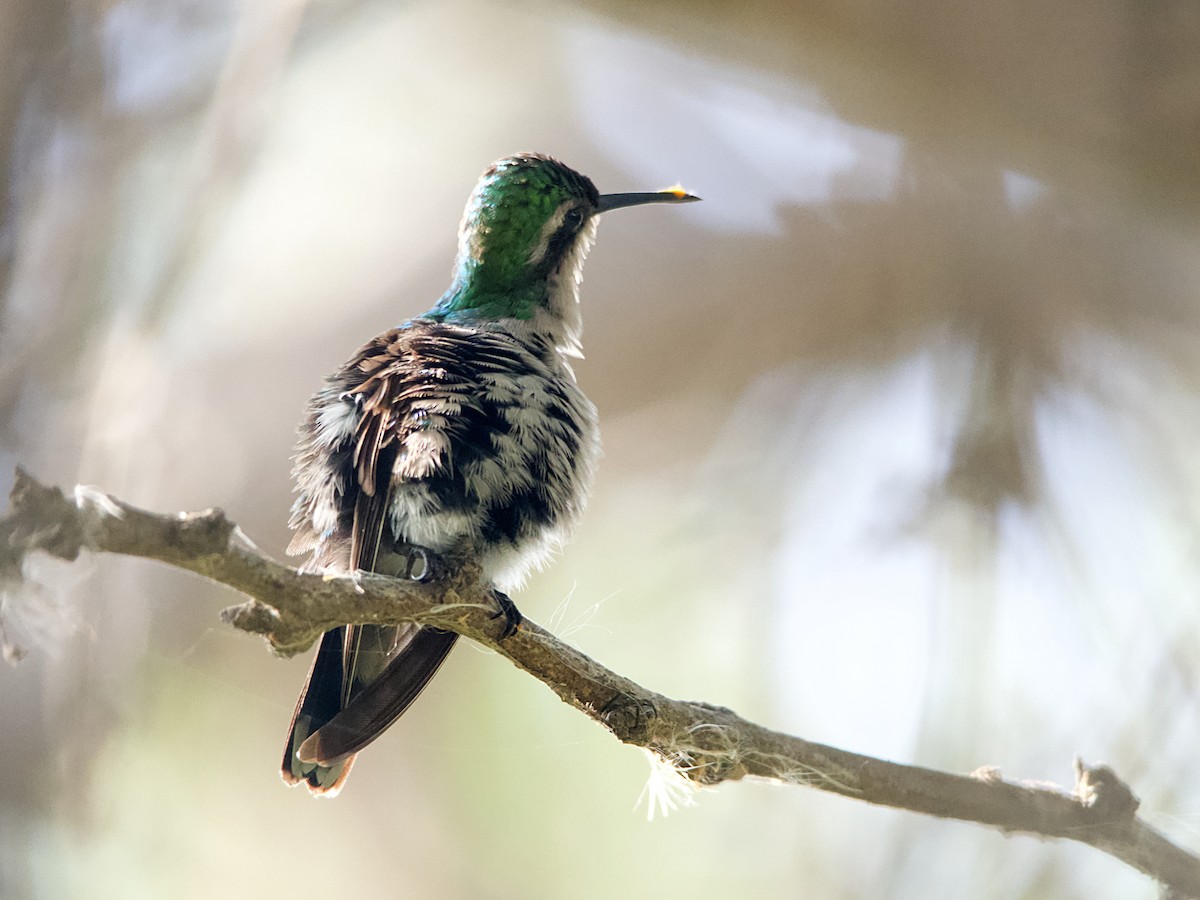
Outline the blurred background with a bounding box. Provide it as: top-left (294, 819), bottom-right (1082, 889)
top-left (3, 0), bottom-right (1200, 897)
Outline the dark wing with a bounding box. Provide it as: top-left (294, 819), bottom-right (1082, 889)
top-left (282, 326), bottom-right (471, 793)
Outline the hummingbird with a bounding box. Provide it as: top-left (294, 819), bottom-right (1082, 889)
top-left (281, 153), bottom-right (699, 795)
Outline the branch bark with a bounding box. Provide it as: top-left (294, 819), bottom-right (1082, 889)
top-left (2, 467), bottom-right (1197, 896)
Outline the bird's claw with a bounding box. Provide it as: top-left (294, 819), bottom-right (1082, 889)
top-left (490, 591), bottom-right (523, 640)
top-left (403, 547), bottom-right (433, 581)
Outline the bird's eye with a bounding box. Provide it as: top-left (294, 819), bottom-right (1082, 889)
top-left (563, 208), bottom-right (585, 231)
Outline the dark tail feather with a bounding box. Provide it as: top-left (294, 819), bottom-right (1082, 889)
top-left (298, 627), bottom-right (459, 765)
top-left (282, 627), bottom-right (355, 795)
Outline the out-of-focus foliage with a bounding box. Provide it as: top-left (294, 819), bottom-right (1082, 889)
top-left (3, 1), bottom-right (1200, 897)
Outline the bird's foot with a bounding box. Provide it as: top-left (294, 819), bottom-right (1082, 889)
top-left (402, 547), bottom-right (433, 581)
top-left (490, 591), bottom-right (523, 640)
top-left (404, 546), bottom-right (456, 582)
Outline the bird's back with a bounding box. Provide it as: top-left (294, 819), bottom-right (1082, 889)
top-left (288, 318), bottom-right (600, 588)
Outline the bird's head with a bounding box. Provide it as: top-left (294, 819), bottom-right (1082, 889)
top-left (429, 153), bottom-right (698, 354)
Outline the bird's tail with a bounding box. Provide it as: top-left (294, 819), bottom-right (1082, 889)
top-left (281, 625), bottom-right (459, 796)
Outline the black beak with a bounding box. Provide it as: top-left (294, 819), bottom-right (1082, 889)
top-left (596, 187), bottom-right (701, 213)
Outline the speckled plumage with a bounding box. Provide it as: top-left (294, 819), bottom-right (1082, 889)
top-left (281, 153), bottom-right (697, 795)
top-left (287, 322), bottom-right (600, 589)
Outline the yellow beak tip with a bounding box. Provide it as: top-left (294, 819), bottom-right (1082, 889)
top-left (660, 184), bottom-right (701, 202)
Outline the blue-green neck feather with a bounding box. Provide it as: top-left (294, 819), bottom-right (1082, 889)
top-left (428, 258), bottom-right (548, 324)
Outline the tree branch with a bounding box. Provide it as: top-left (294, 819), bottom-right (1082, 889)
top-left (2, 467), bottom-right (1197, 896)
